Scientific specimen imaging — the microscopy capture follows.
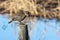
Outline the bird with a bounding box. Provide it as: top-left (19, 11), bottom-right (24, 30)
top-left (8, 10), bottom-right (26, 24)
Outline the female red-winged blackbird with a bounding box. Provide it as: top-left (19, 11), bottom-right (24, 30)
top-left (8, 10), bottom-right (26, 23)
top-left (8, 10), bottom-right (32, 24)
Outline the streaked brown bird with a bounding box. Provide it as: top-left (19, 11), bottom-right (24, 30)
top-left (8, 10), bottom-right (26, 23)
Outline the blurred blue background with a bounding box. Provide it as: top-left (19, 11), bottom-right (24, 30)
top-left (0, 14), bottom-right (60, 40)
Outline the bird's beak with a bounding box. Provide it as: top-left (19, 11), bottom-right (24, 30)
top-left (8, 18), bottom-right (13, 23)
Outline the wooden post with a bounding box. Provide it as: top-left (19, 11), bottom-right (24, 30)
top-left (18, 23), bottom-right (29, 40)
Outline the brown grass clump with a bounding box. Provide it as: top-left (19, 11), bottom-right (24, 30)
top-left (0, 0), bottom-right (60, 20)
top-left (0, 0), bottom-right (38, 15)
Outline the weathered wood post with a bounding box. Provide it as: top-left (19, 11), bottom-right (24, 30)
top-left (18, 23), bottom-right (29, 40)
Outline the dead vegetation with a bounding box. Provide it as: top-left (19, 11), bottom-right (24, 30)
top-left (0, 0), bottom-right (60, 21)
